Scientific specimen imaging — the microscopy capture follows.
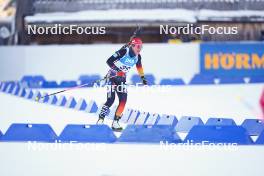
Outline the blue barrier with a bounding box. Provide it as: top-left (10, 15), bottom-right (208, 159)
top-left (157, 115), bottom-right (178, 128)
top-left (21, 76), bottom-right (33, 83)
top-left (250, 76), bottom-right (264, 83)
top-left (65, 97), bottom-right (77, 108)
top-left (42, 81), bottom-right (59, 88)
top-left (219, 76), bottom-right (245, 84)
top-left (160, 78), bottom-right (185, 85)
top-left (118, 125), bottom-right (182, 143)
top-left (30, 75), bottom-right (46, 88)
top-left (59, 81), bottom-right (77, 88)
top-left (1, 83), bottom-right (6, 91)
top-left (7, 82), bottom-right (16, 93)
top-left (21, 76), bottom-right (32, 88)
top-left (18, 88), bottom-right (27, 97)
top-left (6, 83), bottom-right (12, 93)
top-left (0, 81), bottom-right (3, 90)
top-left (189, 74), bottom-right (216, 85)
top-left (58, 124), bottom-right (117, 143)
top-left (25, 90), bottom-right (34, 99)
top-left (134, 112), bottom-right (150, 125)
top-left (79, 75), bottom-right (101, 87)
top-left (205, 118), bottom-right (236, 126)
top-left (28, 81), bottom-right (43, 88)
top-left (47, 95), bottom-right (58, 105)
top-left (39, 93), bottom-right (49, 103)
top-left (75, 98), bottom-right (87, 111)
top-left (31, 91), bottom-right (41, 101)
top-left (127, 110), bottom-right (140, 124)
top-left (56, 96), bottom-right (67, 106)
top-left (0, 82), bottom-right (5, 91)
top-left (43, 94), bottom-right (50, 103)
top-left (145, 113), bottom-right (160, 125)
top-left (184, 125), bottom-right (254, 145)
top-left (241, 119), bottom-right (264, 136)
top-left (34, 76), bottom-right (45, 87)
top-left (12, 84), bottom-right (21, 95)
top-left (175, 116), bottom-right (204, 133)
top-left (2, 82), bottom-right (8, 91)
top-left (21, 75), bottom-right (46, 88)
top-left (120, 108), bottom-right (133, 123)
top-left (1, 124), bottom-right (57, 142)
top-left (2, 81), bottom-right (15, 92)
top-left (131, 74), bottom-right (155, 85)
top-left (85, 100), bottom-right (98, 113)
top-left (33, 75), bottom-right (45, 82)
top-left (256, 131), bottom-right (264, 144)
top-left (79, 74), bottom-right (101, 80)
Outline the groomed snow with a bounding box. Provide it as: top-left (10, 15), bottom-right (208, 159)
top-left (0, 84), bottom-right (262, 134)
top-left (0, 142), bottom-right (264, 176)
top-left (25, 9), bottom-right (264, 23)
top-left (0, 84), bottom-right (264, 176)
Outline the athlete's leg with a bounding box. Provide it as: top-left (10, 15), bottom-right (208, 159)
top-left (98, 78), bottom-right (116, 121)
top-left (111, 76), bottom-right (127, 131)
top-left (115, 86), bottom-right (127, 120)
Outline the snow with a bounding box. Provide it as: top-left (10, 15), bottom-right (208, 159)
top-left (0, 142), bottom-right (264, 176)
top-left (25, 9), bottom-right (264, 23)
top-left (37, 84), bottom-right (263, 121)
top-left (198, 9), bottom-right (264, 21)
top-left (0, 84), bottom-right (262, 134)
top-left (25, 9), bottom-right (197, 23)
top-left (0, 84), bottom-right (263, 176)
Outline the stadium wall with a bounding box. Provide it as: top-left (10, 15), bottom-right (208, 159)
top-left (1, 42), bottom-right (263, 82)
top-left (0, 43), bottom-right (199, 82)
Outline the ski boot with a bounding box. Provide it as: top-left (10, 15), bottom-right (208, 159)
top-left (112, 116), bottom-right (123, 132)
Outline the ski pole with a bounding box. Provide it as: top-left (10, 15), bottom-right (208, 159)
top-left (35, 75), bottom-right (114, 101)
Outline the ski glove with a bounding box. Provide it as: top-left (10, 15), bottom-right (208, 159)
top-left (141, 76), bottom-right (148, 85)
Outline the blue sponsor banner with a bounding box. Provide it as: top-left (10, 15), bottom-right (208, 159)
top-left (200, 43), bottom-right (264, 76)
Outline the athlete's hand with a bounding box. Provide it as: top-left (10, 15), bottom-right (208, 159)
top-left (141, 76), bottom-right (148, 85)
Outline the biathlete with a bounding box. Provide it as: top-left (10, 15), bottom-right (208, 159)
top-left (97, 37), bottom-right (147, 131)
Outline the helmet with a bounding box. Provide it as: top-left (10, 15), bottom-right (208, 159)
top-left (130, 37), bottom-right (143, 46)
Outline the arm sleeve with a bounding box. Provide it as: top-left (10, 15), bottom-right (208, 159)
top-left (106, 48), bottom-right (126, 71)
top-left (136, 54), bottom-right (145, 77)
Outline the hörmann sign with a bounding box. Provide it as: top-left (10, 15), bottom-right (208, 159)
top-left (200, 43), bottom-right (264, 76)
